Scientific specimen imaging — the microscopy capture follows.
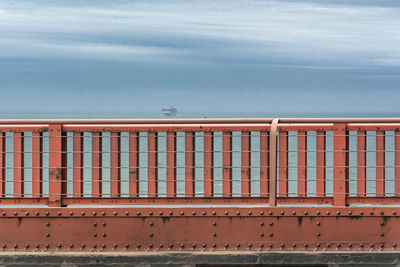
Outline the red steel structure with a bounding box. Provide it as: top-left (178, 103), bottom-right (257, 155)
top-left (1, 118), bottom-right (400, 253)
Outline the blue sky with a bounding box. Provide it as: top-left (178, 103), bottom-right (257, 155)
top-left (0, 0), bottom-right (399, 117)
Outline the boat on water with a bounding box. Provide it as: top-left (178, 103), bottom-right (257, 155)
top-left (161, 106), bottom-right (178, 117)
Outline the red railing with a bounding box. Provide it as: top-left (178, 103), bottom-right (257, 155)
top-left (1, 118), bottom-right (400, 207)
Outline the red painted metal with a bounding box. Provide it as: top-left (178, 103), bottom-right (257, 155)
top-left (73, 132), bottom-right (84, 197)
top-left (110, 132), bottom-right (121, 197)
top-left (396, 131), bottom-right (400, 196)
top-left (203, 132), bottom-right (214, 197)
top-left (166, 132), bottom-right (176, 197)
top-left (185, 132), bottom-right (195, 197)
top-left (129, 132), bottom-right (140, 197)
top-left (92, 132), bottom-right (102, 197)
top-left (278, 131), bottom-right (288, 197)
top-left (297, 131), bottom-right (307, 197)
top-left (316, 131), bottom-right (325, 197)
top-left (222, 132), bottom-right (232, 197)
top-left (14, 132), bottom-right (24, 197)
top-left (333, 123), bottom-right (348, 206)
top-left (241, 131), bottom-right (251, 197)
top-left (269, 119), bottom-right (278, 206)
top-left (357, 131), bottom-right (367, 197)
top-left (260, 131), bottom-right (269, 198)
top-left (32, 132), bottom-right (43, 197)
top-left (148, 132), bottom-right (158, 197)
top-left (376, 131), bottom-right (385, 196)
top-left (0, 132), bottom-right (5, 197)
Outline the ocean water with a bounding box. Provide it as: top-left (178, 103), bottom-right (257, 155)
top-left (1, 111), bottom-right (399, 198)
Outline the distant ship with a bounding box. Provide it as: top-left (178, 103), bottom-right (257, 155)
top-left (161, 106), bottom-right (178, 117)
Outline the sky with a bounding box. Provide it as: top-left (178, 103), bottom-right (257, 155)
top-left (0, 0), bottom-right (400, 117)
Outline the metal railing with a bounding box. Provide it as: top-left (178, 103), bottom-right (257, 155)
top-left (1, 118), bottom-right (400, 207)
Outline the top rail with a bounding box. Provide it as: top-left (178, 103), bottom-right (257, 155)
top-left (0, 118), bottom-right (400, 208)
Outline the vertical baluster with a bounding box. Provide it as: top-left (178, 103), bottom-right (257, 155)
top-left (110, 132), bottom-right (121, 197)
top-left (92, 132), bottom-right (102, 197)
top-left (166, 132), bottom-right (176, 197)
top-left (260, 131), bottom-right (269, 197)
top-left (185, 132), bottom-right (195, 197)
top-left (129, 132), bottom-right (140, 197)
top-left (241, 131), bottom-right (251, 197)
top-left (14, 132), bottom-right (24, 197)
top-left (278, 131), bottom-right (288, 197)
top-left (0, 132), bottom-right (5, 197)
top-left (32, 132), bottom-right (43, 197)
top-left (357, 131), bottom-right (366, 197)
top-left (73, 132), bottom-right (84, 197)
top-left (204, 132), bottom-right (214, 197)
top-left (316, 131), bottom-right (326, 197)
top-left (395, 131), bottom-right (400, 196)
top-left (48, 125), bottom-right (67, 207)
top-left (297, 131), bottom-right (307, 197)
top-left (222, 132), bottom-right (232, 197)
top-left (148, 132), bottom-right (158, 197)
top-left (333, 123), bottom-right (348, 206)
top-left (376, 131), bottom-right (385, 197)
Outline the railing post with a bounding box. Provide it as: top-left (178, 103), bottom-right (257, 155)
top-left (333, 123), bottom-right (349, 206)
top-left (48, 124), bottom-right (67, 207)
top-left (269, 119), bottom-right (279, 206)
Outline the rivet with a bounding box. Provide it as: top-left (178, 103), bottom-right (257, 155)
top-left (69, 244), bottom-right (73, 248)
top-left (2, 212), bottom-right (5, 216)
top-left (268, 211), bottom-right (273, 215)
top-left (192, 244), bottom-right (196, 248)
top-left (46, 222), bottom-right (50, 227)
top-left (327, 243), bottom-right (331, 248)
top-left (304, 211), bottom-right (308, 215)
top-left (69, 211), bottom-right (73, 216)
top-left (236, 211), bottom-right (240, 215)
top-left (370, 243), bottom-right (374, 247)
top-left (202, 211), bottom-right (206, 215)
top-left (136, 243), bottom-right (141, 248)
top-left (192, 211), bottom-right (196, 215)
top-left (381, 221), bottom-right (385, 226)
top-left (348, 243), bottom-right (352, 248)
top-left (348, 211), bottom-right (352, 215)
top-left (102, 222), bottom-right (106, 227)
top-left (281, 244), bottom-right (285, 248)
top-left (102, 211), bottom-right (106, 216)
top-left (57, 211), bottom-right (61, 216)
top-left (25, 211), bottom-right (29, 216)
top-left (93, 211), bottom-right (97, 216)
top-left (149, 244), bottom-right (153, 248)
top-left (393, 243), bottom-right (397, 247)
top-left (316, 243), bottom-right (320, 247)
top-left (337, 211), bottom-right (340, 215)
top-left (93, 233), bottom-right (97, 237)
top-left (280, 211), bottom-right (284, 215)
top-left (381, 232), bottom-right (385, 236)
top-left (58, 243), bottom-right (62, 248)
top-left (248, 244), bottom-right (252, 248)
top-left (260, 233), bottom-right (264, 237)
top-left (360, 211), bottom-right (364, 215)
top-left (36, 244), bottom-right (40, 248)
top-left (260, 222), bottom-right (264, 226)
top-left (14, 212), bottom-right (17, 216)
top-left (212, 233), bottom-right (217, 237)
top-left (102, 244), bottom-right (106, 248)
top-left (292, 211), bottom-right (296, 215)
top-left (137, 211), bottom-right (141, 215)
top-left (149, 211), bottom-right (153, 215)
top-left (93, 244), bottom-right (97, 248)
top-left (224, 211), bottom-right (229, 215)
top-left (46, 233), bottom-right (50, 237)
top-left (237, 243), bottom-right (240, 247)
top-left (14, 244), bottom-right (17, 248)
top-left (159, 211), bottom-right (163, 215)
top-left (114, 244), bottom-right (118, 248)
top-left (304, 244), bottom-right (308, 248)
top-left (269, 233), bottom-right (273, 237)
top-left (393, 211), bottom-right (397, 215)
top-left (370, 211), bottom-right (374, 215)
top-left (169, 211), bottom-right (173, 216)
top-left (180, 243), bottom-right (184, 248)
top-left (125, 211), bottom-right (129, 215)
top-left (149, 233), bottom-right (153, 237)
top-left (159, 244), bottom-right (163, 248)
top-left (212, 222), bottom-right (217, 226)
top-left (150, 222), bottom-right (154, 226)
top-left (292, 244), bottom-right (296, 247)
top-left (316, 232), bottom-right (321, 236)
top-left (269, 221), bottom-right (273, 226)
top-left (212, 244), bottom-right (216, 248)
top-left (81, 244), bottom-right (85, 248)
top-left (248, 211), bottom-right (252, 215)
top-left (81, 211), bottom-right (85, 216)
top-left (380, 243), bottom-right (384, 248)
top-left (260, 243), bottom-right (264, 247)
top-left (125, 244), bottom-right (129, 248)
top-left (45, 211), bottom-right (49, 216)
top-left (212, 211), bottom-right (216, 215)
top-left (113, 211), bottom-right (117, 216)
top-left (93, 222), bottom-right (97, 227)
top-left (180, 211), bottom-right (184, 215)
top-left (202, 243), bottom-right (206, 248)
top-left (225, 244), bottom-right (229, 248)
top-left (317, 221), bottom-right (321, 226)
top-left (102, 233), bottom-right (106, 237)
top-left (169, 243), bottom-right (173, 248)
top-left (360, 243), bottom-right (364, 248)
top-left (269, 244), bottom-right (273, 248)
top-left (380, 211), bottom-right (384, 215)
top-left (316, 211), bottom-right (320, 215)
top-left (25, 244), bottom-right (29, 248)
top-left (2, 244), bottom-right (6, 248)
top-left (260, 211), bottom-right (264, 215)
top-left (337, 243), bottom-right (341, 247)
top-left (326, 211), bottom-right (330, 215)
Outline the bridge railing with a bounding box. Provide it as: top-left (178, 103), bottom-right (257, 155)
top-left (0, 118), bottom-right (400, 207)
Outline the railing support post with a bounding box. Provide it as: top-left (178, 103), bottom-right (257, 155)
top-left (269, 119), bottom-right (279, 206)
top-left (48, 124), bottom-right (67, 207)
top-left (333, 123), bottom-right (349, 206)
